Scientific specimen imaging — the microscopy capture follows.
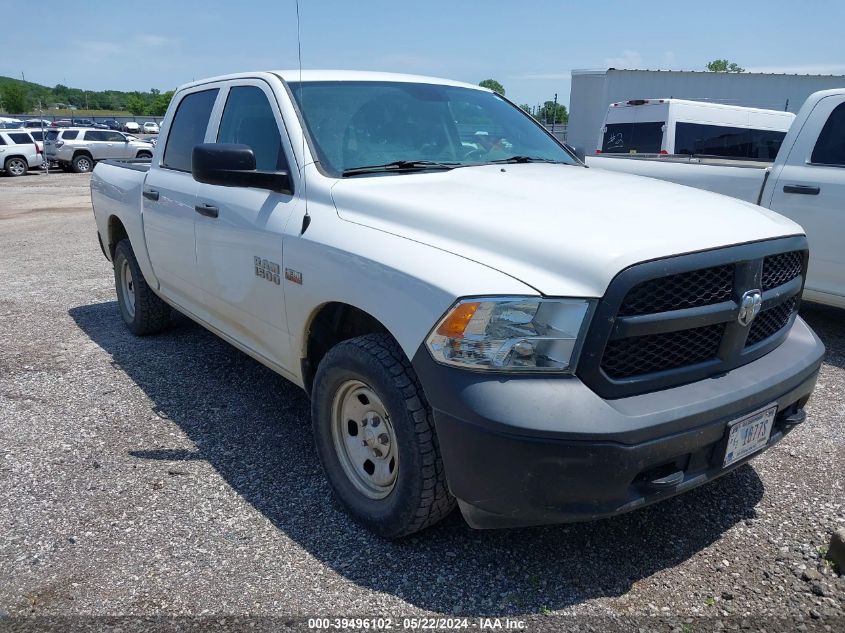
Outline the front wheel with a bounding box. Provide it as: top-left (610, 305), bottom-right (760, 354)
top-left (113, 239), bottom-right (170, 335)
top-left (312, 334), bottom-right (455, 538)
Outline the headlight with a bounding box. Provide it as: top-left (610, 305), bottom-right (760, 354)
top-left (426, 297), bottom-right (594, 373)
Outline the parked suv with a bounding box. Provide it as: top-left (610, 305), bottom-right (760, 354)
top-left (0, 129), bottom-right (44, 176)
top-left (45, 128), bottom-right (154, 173)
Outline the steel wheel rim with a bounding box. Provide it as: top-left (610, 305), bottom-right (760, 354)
top-left (120, 259), bottom-right (136, 318)
top-left (9, 159), bottom-right (25, 175)
top-left (330, 379), bottom-right (398, 499)
top-left (77, 157), bottom-right (91, 171)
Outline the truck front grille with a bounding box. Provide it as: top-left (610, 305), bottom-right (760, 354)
top-left (619, 265), bottom-right (734, 316)
top-left (577, 239), bottom-right (807, 399)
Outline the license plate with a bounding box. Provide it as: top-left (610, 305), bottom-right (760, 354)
top-left (723, 404), bottom-right (777, 468)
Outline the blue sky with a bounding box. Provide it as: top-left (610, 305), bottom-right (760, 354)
top-left (2, 0), bottom-right (844, 108)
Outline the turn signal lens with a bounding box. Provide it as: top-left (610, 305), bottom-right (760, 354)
top-left (436, 301), bottom-right (480, 337)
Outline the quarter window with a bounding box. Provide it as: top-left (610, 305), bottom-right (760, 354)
top-left (811, 102), bottom-right (845, 166)
top-left (8, 133), bottom-right (34, 145)
top-left (62, 130), bottom-right (79, 140)
top-left (162, 88), bottom-right (219, 172)
top-left (217, 86), bottom-right (287, 171)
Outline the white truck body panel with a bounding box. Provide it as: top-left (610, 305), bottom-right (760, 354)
top-left (588, 89), bottom-right (845, 308)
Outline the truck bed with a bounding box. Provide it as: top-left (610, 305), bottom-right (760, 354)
top-left (101, 158), bottom-right (151, 173)
top-left (586, 154), bottom-right (768, 203)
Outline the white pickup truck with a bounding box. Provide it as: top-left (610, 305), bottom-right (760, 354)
top-left (91, 70), bottom-right (824, 537)
top-left (588, 89), bottom-right (845, 309)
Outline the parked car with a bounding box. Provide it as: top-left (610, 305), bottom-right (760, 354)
top-left (0, 129), bottom-right (44, 176)
top-left (22, 119), bottom-right (52, 128)
top-left (102, 119), bottom-right (122, 131)
top-left (122, 121), bottom-right (140, 133)
top-left (45, 128), bottom-right (154, 173)
top-left (142, 121), bottom-right (160, 134)
top-left (71, 118), bottom-right (94, 127)
top-left (589, 89), bottom-right (845, 309)
top-left (90, 121), bottom-right (109, 129)
top-left (90, 70), bottom-right (824, 537)
top-left (51, 119), bottom-right (72, 127)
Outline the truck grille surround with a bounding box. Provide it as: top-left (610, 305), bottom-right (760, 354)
top-left (577, 237), bottom-right (808, 399)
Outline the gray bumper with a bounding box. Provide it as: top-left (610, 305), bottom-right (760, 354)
top-left (412, 317), bottom-right (825, 528)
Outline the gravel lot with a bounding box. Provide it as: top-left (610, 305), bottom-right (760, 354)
top-left (0, 171), bottom-right (842, 631)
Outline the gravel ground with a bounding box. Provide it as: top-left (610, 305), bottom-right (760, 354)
top-left (0, 172), bottom-right (842, 632)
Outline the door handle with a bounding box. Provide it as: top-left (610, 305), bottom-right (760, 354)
top-left (195, 204), bottom-right (219, 218)
top-left (142, 189), bottom-right (159, 201)
top-left (783, 184), bottom-right (820, 195)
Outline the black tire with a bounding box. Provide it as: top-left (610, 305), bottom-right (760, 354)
top-left (4, 156), bottom-right (28, 177)
top-left (312, 333), bottom-right (455, 538)
top-left (71, 153), bottom-right (93, 173)
top-left (136, 151), bottom-right (152, 160)
top-left (113, 239), bottom-right (170, 335)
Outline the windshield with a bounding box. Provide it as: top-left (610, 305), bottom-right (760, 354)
top-left (288, 81), bottom-right (578, 175)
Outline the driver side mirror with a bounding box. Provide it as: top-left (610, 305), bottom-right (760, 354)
top-left (191, 143), bottom-right (293, 194)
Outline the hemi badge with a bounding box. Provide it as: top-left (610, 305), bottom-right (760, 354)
top-left (285, 268), bottom-right (303, 285)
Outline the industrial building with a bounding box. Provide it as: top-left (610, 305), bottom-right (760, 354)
top-left (567, 68), bottom-right (845, 155)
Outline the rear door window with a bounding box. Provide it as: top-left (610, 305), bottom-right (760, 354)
top-left (163, 88), bottom-right (219, 172)
top-left (601, 122), bottom-right (664, 154)
top-left (83, 130), bottom-right (105, 141)
top-left (674, 123), bottom-right (786, 160)
top-left (810, 102), bottom-right (845, 166)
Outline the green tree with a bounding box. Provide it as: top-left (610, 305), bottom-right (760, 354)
top-left (126, 94), bottom-right (147, 116)
top-left (0, 82), bottom-right (29, 113)
top-left (149, 90), bottom-right (175, 116)
top-left (706, 59), bottom-right (745, 73)
top-left (538, 101), bottom-right (568, 125)
top-left (479, 78), bottom-right (505, 95)
top-left (519, 103), bottom-right (532, 114)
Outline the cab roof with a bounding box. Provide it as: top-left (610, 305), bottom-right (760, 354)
top-left (176, 70), bottom-right (486, 93)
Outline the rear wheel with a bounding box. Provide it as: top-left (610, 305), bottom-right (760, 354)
top-left (71, 154), bottom-right (93, 173)
top-left (4, 157), bottom-right (28, 177)
top-left (113, 239), bottom-right (170, 335)
top-left (312, 334), bottom-right (455, 538)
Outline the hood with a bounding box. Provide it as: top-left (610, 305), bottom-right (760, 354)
top-left (329, 163), bottom-right (803, 297)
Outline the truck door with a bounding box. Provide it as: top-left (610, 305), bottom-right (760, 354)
top-left (194, 81), bottom-right (301, 371)
top-left (142, 87), bottom-right (220, 312)
top-left (768, 97), bottom-right (845, 304)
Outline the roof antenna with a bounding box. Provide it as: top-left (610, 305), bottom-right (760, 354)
top-left (296, 0), bottom-right (311, 234)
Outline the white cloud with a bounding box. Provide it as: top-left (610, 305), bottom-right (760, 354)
top-left (135, 34), bottom-right (172, 48)
top-left (604, 50), bottom-right (642, 69)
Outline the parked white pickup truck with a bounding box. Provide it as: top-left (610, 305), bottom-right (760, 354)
top-left (91, 71), bottom-right (824, 537)
top-left (588, 89), bottom-right (845, 309)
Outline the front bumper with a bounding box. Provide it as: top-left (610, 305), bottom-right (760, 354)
top-left (412, 317), bottom-right (824, 529)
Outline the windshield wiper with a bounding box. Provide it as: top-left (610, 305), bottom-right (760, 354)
top-left (341, 160), bottom-right (459, 177)
top-left (486, 155), bottom-right (566, 164)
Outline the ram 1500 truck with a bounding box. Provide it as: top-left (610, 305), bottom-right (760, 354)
top-left (588, 89), bottom-right (845, 309)
top-left (91, 71), bottom-right (825, 537)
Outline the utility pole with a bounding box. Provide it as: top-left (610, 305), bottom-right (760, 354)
top-left (551, 93), bottom-right (558, 134)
